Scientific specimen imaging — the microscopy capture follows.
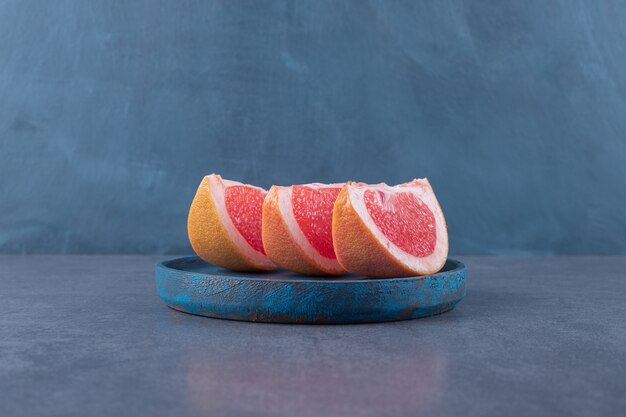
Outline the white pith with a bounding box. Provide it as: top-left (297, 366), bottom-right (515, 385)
top-left (206, 174), bottom-right (276, 268)
top-left (275, 183), bottom-right (344, 274)
top-left (346, 179), bottom-right (448, 273)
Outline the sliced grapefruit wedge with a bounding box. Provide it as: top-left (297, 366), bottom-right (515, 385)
top-left (262, 183), bottom-right (345, 275)
top-left (332, 179), bottom-right (448, 278)
top-left (188, 174), bottom-right (276, 271)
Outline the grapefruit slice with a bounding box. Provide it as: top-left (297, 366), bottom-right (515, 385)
top-left (262, 183), bottom-right (345, 275)
top-left (188, 174), bottom-right (276, 271)
top-left (332, 179), bottom-right (448, 278)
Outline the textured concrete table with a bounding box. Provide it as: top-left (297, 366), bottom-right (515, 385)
top-left (1, 256), bottom-right (625, 417)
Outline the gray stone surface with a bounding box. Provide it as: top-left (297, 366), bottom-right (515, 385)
top-left (1, 255), bottom-right (625, 417)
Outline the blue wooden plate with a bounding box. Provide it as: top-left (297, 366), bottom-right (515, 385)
top-left (155, 256), bottom-right (466, 324)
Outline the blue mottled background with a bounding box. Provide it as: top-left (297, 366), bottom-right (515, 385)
top-left (1, 0), bottom-right (625, 255)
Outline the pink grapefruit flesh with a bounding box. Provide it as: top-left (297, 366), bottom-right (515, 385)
top-left (224, 186), bottom-right (267, 255)
top-left (364, 190), bottom-right (437, 258)
top-left (262, 183), bottom-right (345, 275)
top-left (292, 185), bottom-right (342, 259)
top-left (188, 174), bottom-right (276, 271)
top-left (332, 179), bottom-right (448, 277)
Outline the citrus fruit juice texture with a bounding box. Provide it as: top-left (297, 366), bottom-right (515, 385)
top-left (292, 185), bottom-right (341, 260)
top-left (224, 186), bottom-right (266, 255)
top-left (364, 190), bottom-right (437, 258)
top-left (262, 183), bottom-right (346, 275)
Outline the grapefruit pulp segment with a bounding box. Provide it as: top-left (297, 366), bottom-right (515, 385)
top-left (363, 190), bottom-right (437, 258)
top-left (332, 179), bottom-right (448, 278)
top-left (224, 186), bottom-right (267, 255)
top-left (187, 174), bottom-right (276, 271)
top-left (262, 183), bottom-right (345, 275)
top-left (292, 185), bottom-right (341, 259)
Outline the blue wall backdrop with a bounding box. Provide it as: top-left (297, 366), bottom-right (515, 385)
top-left (1, 1), bottom-right (625, 255)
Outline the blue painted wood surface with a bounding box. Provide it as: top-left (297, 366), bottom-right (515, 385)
top-left (155, 257), bottom-right (466, 324)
